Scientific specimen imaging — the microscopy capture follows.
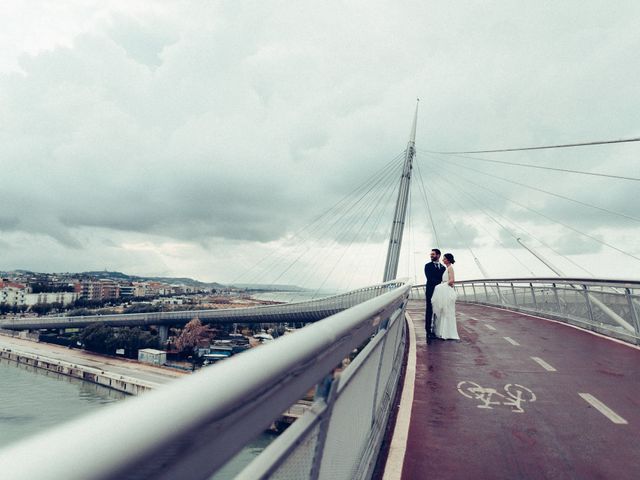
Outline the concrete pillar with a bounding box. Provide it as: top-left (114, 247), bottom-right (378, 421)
top-left (157, 325), bottom-right (169, 346)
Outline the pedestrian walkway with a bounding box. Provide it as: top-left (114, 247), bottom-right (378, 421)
top-left (400, 300), bottom-right (640, 479)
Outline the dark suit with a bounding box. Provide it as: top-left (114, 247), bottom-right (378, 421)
top-left (424, 262), bottom-right (445, 334)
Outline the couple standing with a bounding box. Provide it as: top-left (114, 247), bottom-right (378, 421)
top-left (424, 248), bottom-right (459, 341)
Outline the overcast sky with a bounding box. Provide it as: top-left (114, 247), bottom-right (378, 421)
top-left (1, 1), bottom-right (639, 287)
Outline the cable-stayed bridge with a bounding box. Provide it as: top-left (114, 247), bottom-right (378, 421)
top-left (1, 104), bottom-right (639, 479)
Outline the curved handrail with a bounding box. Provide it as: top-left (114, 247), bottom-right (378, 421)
top-left (454, 277), bottom-right (640, 289)
top-left (0, 279), bottom-right (412, 480)
top-left (420, 278), bottom-right (640, 345)
top-left (0, 280), bottom-right (406, 330)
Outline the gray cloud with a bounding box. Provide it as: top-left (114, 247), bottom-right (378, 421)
top-left (1, 1), bottom-right (639, 283)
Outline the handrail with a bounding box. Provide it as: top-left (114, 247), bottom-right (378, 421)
top-left (0, 280), bottom-right (406, 330)
top-left (455, 277), bottom-right (640, 289)
top-left (0, 279), bottom-right (412, 480)
top-left (424, 277), bottom-right (640, 345)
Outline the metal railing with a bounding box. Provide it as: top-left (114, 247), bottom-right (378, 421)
top-left (0, 281), bottom-right (405, 330)
top-left (411, 277), bottom-right (640, 344)
top-left (0, 279), bottom-right (412, 480)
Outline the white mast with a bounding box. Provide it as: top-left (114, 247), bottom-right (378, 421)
top-left (383, 100), bottom-right (418, 282)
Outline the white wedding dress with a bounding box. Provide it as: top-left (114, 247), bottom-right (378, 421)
top-left (431, 267), bottom-right (460, 340)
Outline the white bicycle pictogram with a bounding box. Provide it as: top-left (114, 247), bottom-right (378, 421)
top-left (457, 381), bottom-right (536, 413)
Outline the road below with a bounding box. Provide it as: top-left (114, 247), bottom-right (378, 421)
top-left (0, 334), bottom-right (186, 386)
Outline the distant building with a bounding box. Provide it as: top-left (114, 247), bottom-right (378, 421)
top-left (0, 283), bottom-right (28, 306)
top-left (119, 284), bottom-right (135, 298)
top-left (100, 279), bottom-right (120, 300)
top-left (78, 279), bottom-right (120, 301)
top-left (138, 348), bottom-right (167, 366)
top-left (80, 281), bottom-right (103, 300)
top-left (24, 292), bottom-right (79, 307)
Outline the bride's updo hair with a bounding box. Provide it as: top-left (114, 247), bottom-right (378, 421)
top-left (444, 253), bottom-right (455, 264)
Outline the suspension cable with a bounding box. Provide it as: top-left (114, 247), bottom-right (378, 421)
top-left (426, 157), bottom-right (640, 263)
top-left (416, 170), bottom-right (488, 278)
top-left (270, 155), bottom-right (405, 290)
top-left (423, 152), bottom-right (640, 224)
top-left (429, 136), bottom-right (640, 154)
top-left (417, 149), bottom-right (640, 182)
top-left (231, 151), bottom-right (406, 288)
top-left (414, 161), bottom-right (441, 247)
top-left (423, 156), bottom-right (595, 276)
top-left (310, 159), bottom-right (405, 296)
top-left (422, 165), bottom-right (537, 276)
top-left (342, 166), bottom-right (402, 291)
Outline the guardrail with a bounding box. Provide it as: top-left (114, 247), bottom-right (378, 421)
top-left (0, 281), bottom-right (405, 330)
top-left (0, 279), bottom-right (412, 480)
top-left (411, 277), bottom-right (640, 344)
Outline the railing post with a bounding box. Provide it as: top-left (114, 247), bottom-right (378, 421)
top-left (529, 283), bottom-right (537, 309)
top-left (582, 285), bottom-right (595, 323)
top-left (310, 374), bottom-right (340, 480)
top-left (624, 288), bottom-right (640, 343)
top-left (472, 283), bottom-right (478, 303)
top-left (552, 283), bottom-right (561, 314)
top-left (461, 284), bottom-right (467, 301)
top-left (483, 282), bottom-right (490, 303)
top-left (371, 318), bottom-right (390, 426)
top-left (496, 282), bottom-right (504, 305)
top-left (511, 282), bottom-right (517, 305)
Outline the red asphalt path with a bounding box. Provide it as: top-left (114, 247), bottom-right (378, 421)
top-left (401, 301), bottom-right (640, 480)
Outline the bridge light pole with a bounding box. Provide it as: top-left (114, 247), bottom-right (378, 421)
top-left (383, 100), bottom-right (418, 282)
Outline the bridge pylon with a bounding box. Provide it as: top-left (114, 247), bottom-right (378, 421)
top-left (383, 100), bottom-right (418, 282)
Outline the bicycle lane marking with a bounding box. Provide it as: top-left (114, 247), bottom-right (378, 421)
top-left (457, 381), bottom-right (537, 413)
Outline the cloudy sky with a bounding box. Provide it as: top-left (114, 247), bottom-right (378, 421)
top-left (1, 1), bottom-right (639, 288)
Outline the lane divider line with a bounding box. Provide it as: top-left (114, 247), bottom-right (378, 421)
top-left (530, 356), bottom-right (556, 372)
top-left (579, 393), bottom-right (628, 424)
top-left (503, 336), bottom-right (520, 346)
top-left (469, 303), bottom-right (640, 351)
top-left (484, 324), bottom-right (496, 331)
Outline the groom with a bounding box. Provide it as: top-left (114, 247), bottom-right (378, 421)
top-left (424, 248), bottom-right (445, 340)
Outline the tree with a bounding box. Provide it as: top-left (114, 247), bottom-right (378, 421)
top-left (79, 324), bottom-right (159, 357)
top-left (80, 323), bottom-right (115, 354)
top-left (30, 303), bottom-right (53, 316)
top-left (123, 303), bottom-right (161, 314)
top-left (112, 327), bottom-right (159, 357)
top-left (175, 318), bottom-right (210, 355)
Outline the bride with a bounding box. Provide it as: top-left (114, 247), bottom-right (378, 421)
top-left (431, 253), bottom-right (460, 340)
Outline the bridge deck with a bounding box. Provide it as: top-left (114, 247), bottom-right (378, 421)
top-left (400, 301), bottom-right (640, 480)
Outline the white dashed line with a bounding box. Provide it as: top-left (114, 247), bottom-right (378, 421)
top-left (530, 356), bottom-right (556, 372)
top-left (484, 324), bottom-right (496, 331)
top-left (503, 336), bottom-right (520, 346)
top-left (579, 393), bottom-right (628, 424)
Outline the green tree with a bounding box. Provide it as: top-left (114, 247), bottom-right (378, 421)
top-left (112, 327), bottom-right (159, 357)
top-left (80, 323), bottom-right (116, 354)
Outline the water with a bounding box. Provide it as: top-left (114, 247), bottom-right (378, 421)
top-left (0, 358), bottom-right (274, 477)
top-left (252, 290), bottom-right (340, 303)
top-left (212, 432), bottom-right (275, 479)
top-left (0, 358), bottom-right (126, 448)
